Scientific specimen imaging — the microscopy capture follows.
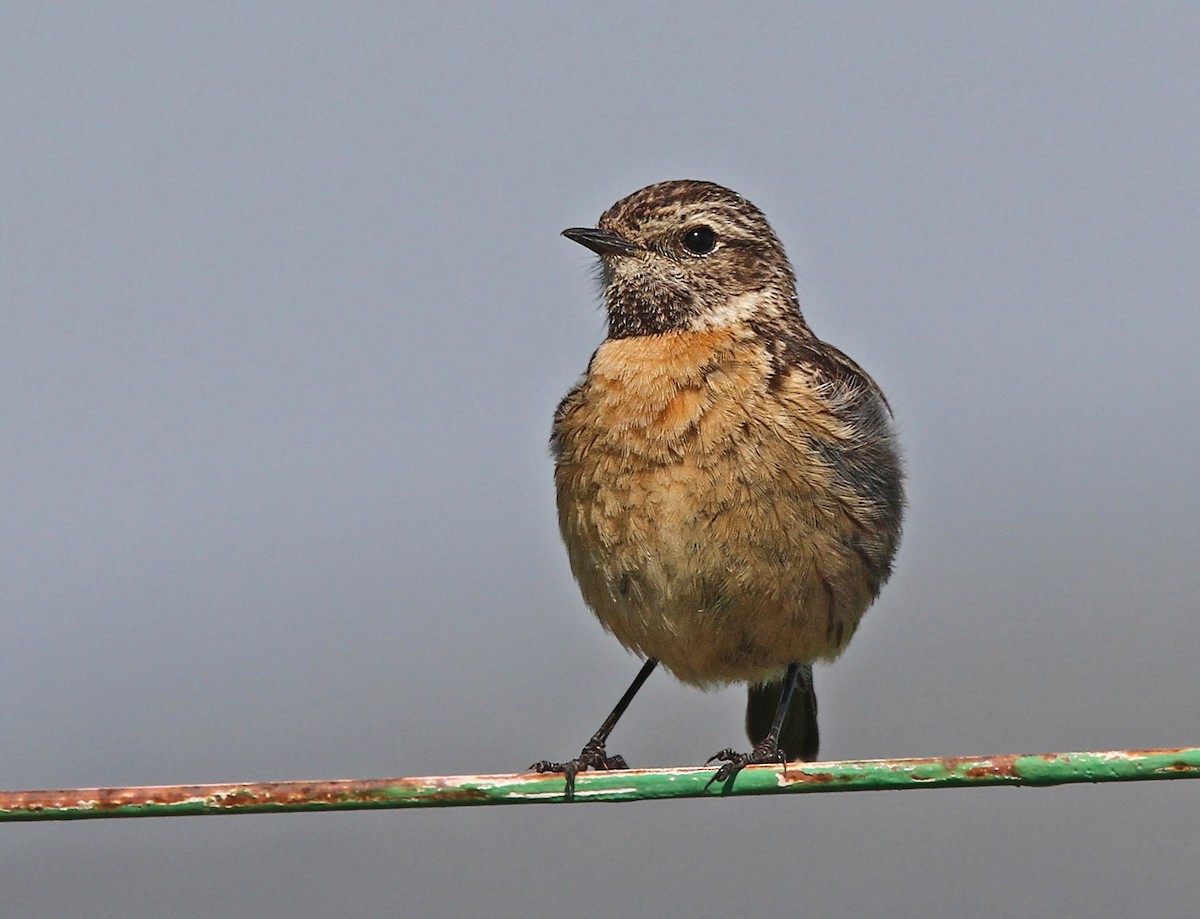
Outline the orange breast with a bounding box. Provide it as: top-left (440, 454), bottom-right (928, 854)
top-left (553, 329), bottom-right (884, 686)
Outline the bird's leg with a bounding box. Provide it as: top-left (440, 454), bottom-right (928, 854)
top-left (532, 657), bottom-right (658, 797)
top-left (705, 662), bottom-right (801, 790)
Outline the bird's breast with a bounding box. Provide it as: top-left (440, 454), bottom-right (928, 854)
top-left (573, 329), bottom-right (766, 454)
top-left (552, 328), bottom-right (891, 685)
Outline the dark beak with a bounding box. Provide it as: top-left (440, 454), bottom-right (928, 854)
top-left (562, 227), bottom-right (640, 256)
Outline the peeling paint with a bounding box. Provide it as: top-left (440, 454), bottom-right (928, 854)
top-left (2, 747), bottom-right (1198, 821)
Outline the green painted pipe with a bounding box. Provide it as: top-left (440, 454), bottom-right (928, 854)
top-left (2, 747), bottom-right (1197, 821)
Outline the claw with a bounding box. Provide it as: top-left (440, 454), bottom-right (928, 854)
top-left (531, 741), bottom-right (630, 798)
top-left (703, 740), bottom-right (787, 791)
top-left (705, 748), bottom-right (737, 767)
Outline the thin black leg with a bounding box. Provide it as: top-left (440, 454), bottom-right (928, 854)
top-left (763, 662), bottom-right (802, 743)
top-left (532, 657), bottom-right (658, 797)
top-left (705, 662), bottom-right (802, 790)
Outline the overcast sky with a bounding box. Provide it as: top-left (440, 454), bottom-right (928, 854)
top-left (4, 3), bottom-right (1198, 916)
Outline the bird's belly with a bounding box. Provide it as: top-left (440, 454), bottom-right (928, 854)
top-left (557, 424), bottom-right (883, 687)
top-left (553, 331), bottom-right (895, 687)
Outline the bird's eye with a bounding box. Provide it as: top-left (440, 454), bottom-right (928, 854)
top-left (682, 225), bottom-right (716, 255)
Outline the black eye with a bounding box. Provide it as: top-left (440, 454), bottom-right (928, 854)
top-left (682, 225), bottom-right (716, 255)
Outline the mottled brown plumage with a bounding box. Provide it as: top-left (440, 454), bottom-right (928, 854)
top-left (534, 180), bottom-right (903, 792)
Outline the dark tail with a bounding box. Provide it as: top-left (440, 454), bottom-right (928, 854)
top-left (745, 664), bottom-right (819, 761)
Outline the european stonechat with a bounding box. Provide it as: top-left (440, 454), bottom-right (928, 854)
top-left (534, 180), bottom-right (904, 792)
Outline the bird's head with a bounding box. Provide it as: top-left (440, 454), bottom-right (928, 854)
top-left (563, 180), bottom-right (801, 339)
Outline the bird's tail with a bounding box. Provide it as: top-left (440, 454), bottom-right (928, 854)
top-left (745, 665), bottom-right (819, 761)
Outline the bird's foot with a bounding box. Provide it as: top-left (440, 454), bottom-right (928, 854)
top-left (531, 739), bottom-right (629, 797)
top-left (704, 739), bottom-right (787, 791)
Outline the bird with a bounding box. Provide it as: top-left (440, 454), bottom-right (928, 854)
top-left (532, 179), bottom-right (903, 794)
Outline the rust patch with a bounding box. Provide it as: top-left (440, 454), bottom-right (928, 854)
top-left (961, 755), bottom-right (1021, 780)
top-left (0, 775), bottom-right (493, 817)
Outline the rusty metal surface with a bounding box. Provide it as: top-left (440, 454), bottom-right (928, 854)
top-left (3, 746), bottom-right (1198, 821)
top-left (0, 773), bottom-right (491, 817)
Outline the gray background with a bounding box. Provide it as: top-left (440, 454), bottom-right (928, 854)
top-left (4, 2), bottom-right (1198, 916)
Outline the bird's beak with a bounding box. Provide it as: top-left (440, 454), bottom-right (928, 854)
top-left (562, 227), bottom-right (640, 256)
